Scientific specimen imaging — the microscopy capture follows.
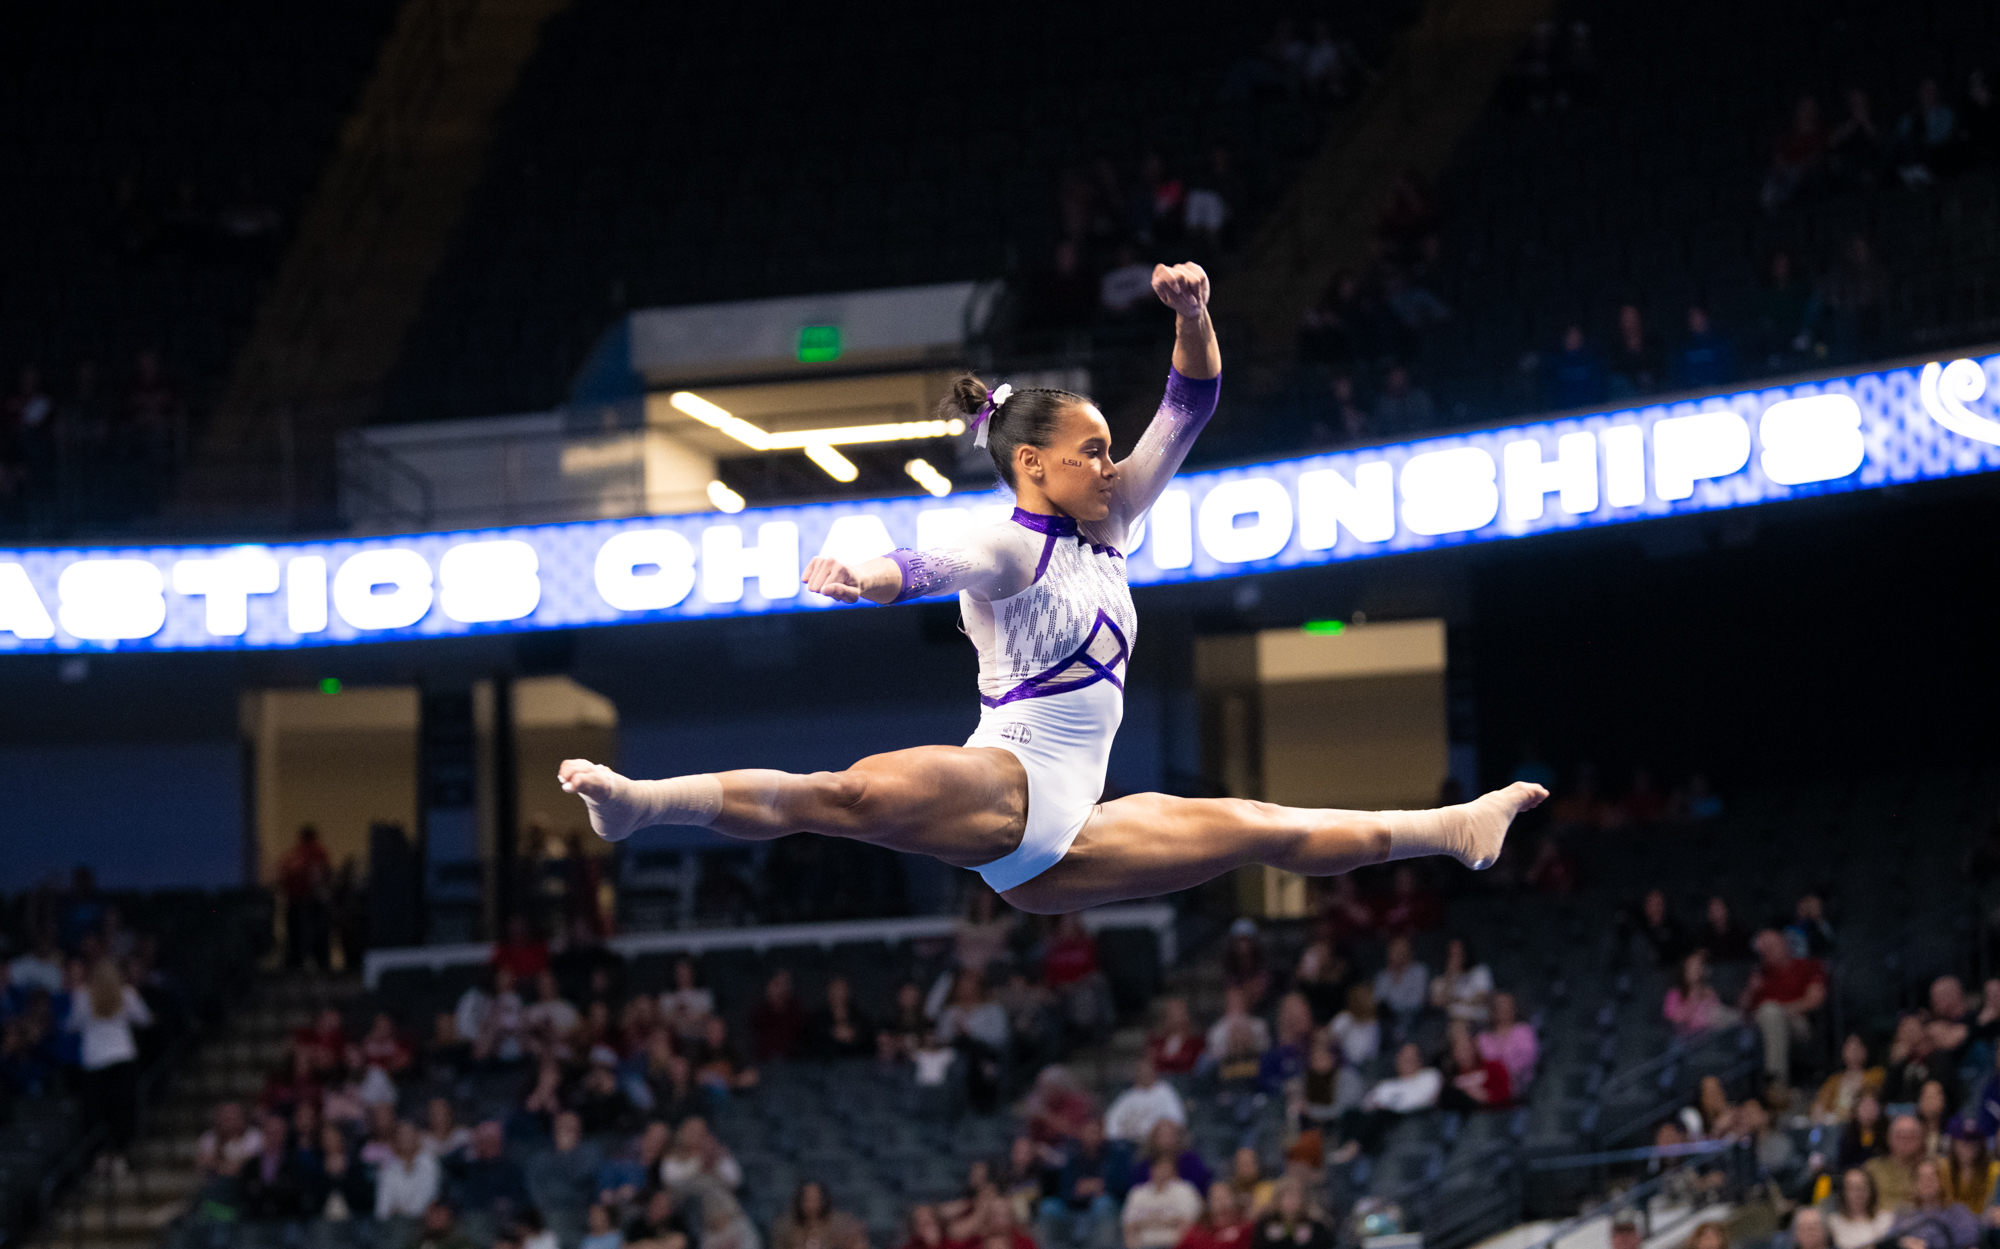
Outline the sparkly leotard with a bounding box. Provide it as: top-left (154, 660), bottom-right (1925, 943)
top-left (885, 368), bottom-right (1220, 891)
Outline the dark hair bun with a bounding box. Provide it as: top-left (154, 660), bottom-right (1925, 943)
top-left (941, 374), bottom-right (989, 420)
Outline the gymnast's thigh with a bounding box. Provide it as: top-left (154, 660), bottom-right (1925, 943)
top-left (826, 744), bottom-right (1030, 870)
top-left (1002, 792), bottom-right (1292, 913)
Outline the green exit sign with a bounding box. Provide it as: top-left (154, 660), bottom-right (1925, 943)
top-left (797, 324), bottom-right (842, 362)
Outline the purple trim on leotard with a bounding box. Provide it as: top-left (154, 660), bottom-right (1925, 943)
top-left (885, 547), bottom-right (940, 604)
top-left (1010, 507), bottom-right (1076, 536)
top-left (978, 609), bottom-right (1131, 708)
top-left (1163, 366), bottom-right (1221, 420)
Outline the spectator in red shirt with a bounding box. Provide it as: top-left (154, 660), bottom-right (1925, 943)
top-left (1440, 1023), bottom-right (1512, 1110)
top-left (1740, 928), bottom-right (1828, 1092)
top-left (1177, 1183), bottom-right (1254, 1249)
top-left (357, 1012), bottom-right (413, 1076)
top-left (293, 1007), bottom-right (350, 1079)
top-left (1148, 998), bottom-right (1206, 1077)
top-left (1318, 876), bottom-right (1376, 945)
top-left (491, 916), bottom-right (550, 981)
top-left (1044, 915), bottom-right (1113, 1042)
top-left (750, 969), bottom-right (808, 1062)
top-left (1221, 920), bottom-right (1270, 1008)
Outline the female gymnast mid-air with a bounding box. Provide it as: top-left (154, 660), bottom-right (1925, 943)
top-left (560, 262), bottom-right (1547, 914)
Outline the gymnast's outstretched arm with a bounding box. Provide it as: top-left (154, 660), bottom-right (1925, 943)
top-left (1108, 263), bottom-right (1222, 532)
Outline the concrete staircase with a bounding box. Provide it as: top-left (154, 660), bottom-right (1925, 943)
top-left (27, 975), bottom-right (361, 1249)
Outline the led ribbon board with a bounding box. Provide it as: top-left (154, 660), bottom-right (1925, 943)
top-left (5, 353), bottom-right (2000, 653)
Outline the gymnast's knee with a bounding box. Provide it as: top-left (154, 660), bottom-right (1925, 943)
top-left (797, 768), bottom-right (876, 835)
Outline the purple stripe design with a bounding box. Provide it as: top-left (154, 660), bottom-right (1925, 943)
top-left (1010, 507), bottom-right (1077, 537)
top-left (1030, 533), bottom-right (1059, 584)
top-left (978, 609), bottom-right (1130, 708)
top-left (885, 548), bottom-right (931, 604)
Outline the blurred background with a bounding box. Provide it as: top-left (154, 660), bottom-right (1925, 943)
top-left (3, 4), bottom-right (2000, 1249)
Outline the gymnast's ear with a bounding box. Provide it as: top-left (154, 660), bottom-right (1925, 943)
top-left (1014, 440), bottom-right (1046, 484)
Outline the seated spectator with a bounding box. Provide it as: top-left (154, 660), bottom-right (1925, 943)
top-left (359, 1012), bottom-right (414, 1076)
top-left (378, 1120), bottom-right (442, 1220)
top-left (810, 975), bottom-right (876, 1060)
top-left (1441, 1023), bottom-right (1512, 1111)
top-left (1224, 1149), bottom-right (1272, 1221)
top-left (452, 1120), bottom-right (533, 1230)
top-left (1680, 1074), bottom-right (1735, 1140)
top-left (1256, 995), bottom-right (1314, 1097)
top-left (570, 1058), bottom-right (637, 1135)
top-left (625, 1188), bottom-right (693, 1249)
top-left (1752, 253), bottom-right (1815, 372)
top-left (524, 971), bottom-right (581, 1047)
top-left (596, 1121), bottom-right (670, 1210)
top-left (262, 1047), bottom-right (324, 1119)
top-left (1917, 1081), bottom-right (1950, 1156)
top-left (1024, 1065), bottom-right (1099, 1145)
top-left (1292, 936), bottom-right (1354, 1025)
top-left (294, 1007), bottom-right (350, 1079)
top-left (582, 1203), bottom-right (624, 1249)
top-left (1045, 914), bottom-right (1114, 1040)
top-left (422, 1097), bottom-right (472, 1161)
top-left (1624, 889), bottom-right (1687, 968)
top-left (658, 959), bottom-right (714, 1044)
top-left (773, 1181), bottom-right (864, 1249)
top-left (1222, 920), bottom-right (1270, 1008)
top-left (1525, 835), bottom-right (1579, 895)
top-left (1372, 366), bottom-right (1435, 433)
top-left (8, 932), bottom-right (64, 995)
top-left (1971, 978), bottom-right (2000, 1054)
top-left (1320, 876), bottom-right (1377, 945)
top-left (1542, 325), bottom-right (1607, 409)
top-left (1206, 988), bottom-right (1271, 1087)
top-left (425, 1011), bottom-right (473, 1076)
top-left (1697, 898), bottom-right (1753, 963)
top-left (529, 1110), bottom-right (600, 1222)
top-left (459, 968), bottom-right (528, 1066)
top-left (1123, 1155), bottom-right (1203, 1249)
top-left (1838, 1092), bottom-right (1888, 1170)
top-left (1762, 95), bottom-right (1829, 211)
top-left (298, 1119), bottom-right (369, 1221)
top-left (1331, 1043), bottom-right (1441, 1161)
top-left (690, 1016), bottom-right (759, 1095)
top-left (1372, 937), bottom-right (1429, 1025)
top-left (1252, 1179), bottom-right (1331, 1249)
top-left (1147, 1120), bottom-right (1214, 1193)
top-left (1787, 894), bottom-right (1837, 960)
top-left (1291, 1030), bottom-right (1353, 1134)
top-left (1829, 1166), bottom-right (1895, 1249)
top-left (1814, 1035), bottom-right (1886, 1124)
top-left (1607, 306), bottom-right (1666, 399)
top-left (1179, 1183), bottom-right (1254, 1249)
top-left (1888, 1159), bottom-right (1980, 1249)
top-left (1429, 939), bottom-right (1494, 1025)
top-left (1738, 1098), bottom-right (1797, 1178)
top-left (1686, 1222), bottom-right (1730, 1249)
top-left (196, 1101), bottom-right (264, 1185)
top-left (1478, 993), bottom-right (1538, 1094)
top-left (1381, 268), bottom-right (1450, 338)
top-left (1184, 146), bottom-right (1238, 252)
top-left (660, 1116), bottom-right (741, 1192)
top-left (237, 1111), bottom-right (302, 1220)
top-left (1002, 1134), bottom-right (1055, 1228)
top-left (515, 1209), bottom-right (561, 1249)
top-left (1674, 308), bottom-right (1736, 390)
top-left (902, 1205), bottom-right (947, 1249)
top-left (1740, 929), bottom-right (1827, 1093)
top-left (1926, 976), bottom-right (1974, 1073)
top-left (1885, 1014), bottom-right (1955, 1106)
top-left (749, 968), bottom-right (808, 1062)
top-left (1665, 950), bottom-right (1741, 1040)
top-left (939, 970), bottom-right (1010, 1113)
top-left (1867, 1116), bottom-right (1929, 1212)
top-left (1039, 1116), bottom-right (1125, 1247)
top-left (1330, 983), bottom-right (1381, 1070)
top-left (1108, 1057), bottom-right (1187, 1145)
top-left (1938, 1119), bottom-right (1996, 1213)
top-left (1895, 79), bottom-right (1958, 186)
top-left (1148, 998), bottom-right (1206, 1077)
top-left (413, 1200), bottom-right (478, 1249)
top-left (697, 1186), bottom-right (762, 1249)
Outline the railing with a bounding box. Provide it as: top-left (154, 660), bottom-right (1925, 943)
top-left (336, 433), bottom-right (436, 528)
top-left (1517, 1140), bottom-right (1756, 1249)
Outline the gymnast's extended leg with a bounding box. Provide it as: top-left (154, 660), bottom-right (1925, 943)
top-left (557, 749), bottom-right (1032, 870)
top-left (1000, 782), bottom-right (1548, 914)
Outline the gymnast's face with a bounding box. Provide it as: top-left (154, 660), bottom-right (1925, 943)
top-left (1017, 401), bottom-right (1116, 522)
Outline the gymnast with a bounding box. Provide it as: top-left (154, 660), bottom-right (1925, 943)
top-left (560, 262), bottom-right (1546, 914)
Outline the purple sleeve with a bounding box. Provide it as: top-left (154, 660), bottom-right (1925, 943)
top-left (1112, 367), bottom-right (1221, 525)
top-left (886, 548), bottom-right (956, 604)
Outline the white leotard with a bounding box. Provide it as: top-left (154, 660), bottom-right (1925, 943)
top-left (885, 369), bottom-right (1220, 891)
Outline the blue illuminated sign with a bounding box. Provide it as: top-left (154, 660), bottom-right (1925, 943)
top-left (4, 352), bottom-right (2000, 654)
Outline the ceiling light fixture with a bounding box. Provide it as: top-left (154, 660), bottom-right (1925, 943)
top-left (804, 443), bottom-right (859, 482)
top-left (706, 480), bottom-right (746, 513)
top-left (904, 458), bottom-right (952, 498)
top-left (668, 391), bottom-right (964, 451)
